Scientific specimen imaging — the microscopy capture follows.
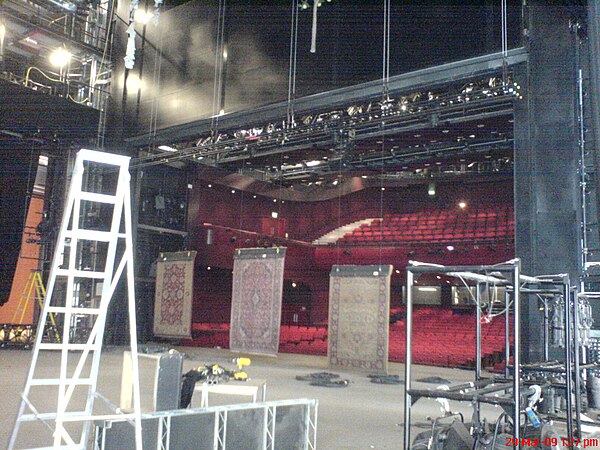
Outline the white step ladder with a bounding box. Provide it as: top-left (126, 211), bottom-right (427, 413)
top-left (9, 149), bottom-right (143, 450)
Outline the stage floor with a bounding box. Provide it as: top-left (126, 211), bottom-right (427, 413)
top-left (1, 346), bottom-right (500, 449)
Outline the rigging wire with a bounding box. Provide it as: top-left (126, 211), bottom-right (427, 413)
top-left (378, 0), bottom-right (391, 268)
top-left (382, 0), bottom-right (391, 94)
top-left (148, 1), bottom-right (165, 150)
top-left (287, 0), bottom-right (300, 128)
top-left (211, 0), bottom-right (227, 140)
top-left (501, 0), bottom-right (508, 85)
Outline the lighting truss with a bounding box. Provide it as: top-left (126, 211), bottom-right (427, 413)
top-left (131, 76), bottom-right (521, 173)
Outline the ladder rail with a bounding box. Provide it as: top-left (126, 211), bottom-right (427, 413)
top-left (9, 156), bottom-right (84, 450)
top-left (54, 157), bottom-right (86, 448)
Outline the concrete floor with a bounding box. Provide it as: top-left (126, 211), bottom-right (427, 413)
top-left (1, 346), bottom-right (504, 449)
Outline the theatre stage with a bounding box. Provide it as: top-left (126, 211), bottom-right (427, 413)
top-left (0, 346), bottom-right (486, 449)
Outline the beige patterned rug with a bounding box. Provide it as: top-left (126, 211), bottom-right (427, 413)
top-left (328, 265), bottom-right (393, 373)
top-left (153, 251), bottom-right (197, 338)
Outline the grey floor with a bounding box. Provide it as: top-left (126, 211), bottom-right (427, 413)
top-left (1, 346), bottom-right (500, 449)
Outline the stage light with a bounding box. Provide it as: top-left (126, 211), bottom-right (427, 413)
top-left (134, 9), bottom-right (154, 24)
top-left (305, 160), bottom-right (321, 167)
top-left (458, 201), bottom-right (467, 209)
top-left (271, 212), bottom-right (278, 218)
top-left (292, 282), bottom-right (297, 288)
top-left (231, 189), bottom-right (236, 194)
top-left (208, 184), bottom-right (212, 188)
top-left (428, 183), bottom-right (436, 196)
top-left (207, 266), bottom-right (211, 270)
top-left (126, 73), bottom-right (142, 92)
top-left (158, 145), bottom-right (176, 152)
top-left (300, 0), bottom-right (309, 9)
top-left (446, 245), bottom-right (455, 251)
top-left (49, 47), bottom-right (71, 68)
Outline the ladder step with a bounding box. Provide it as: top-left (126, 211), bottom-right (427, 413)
top-left (29, 378), bottom-right (93, 386)
top-left (78, 148), bottom-right (130, 165)
top-left (55, 268), bottom-right (106, 279)
top-left (19, 411), bottom-right (89, 422)
top-left (64, 230), bottom-right (126, 242)
top-left (38, 343), bottom-right (98, 351)
top-left (46, 307), bottom-right (102, 315)
top-left (78, 191), bottom-right (117, 204)
top-left (14, 446), bottom-right (84, 450)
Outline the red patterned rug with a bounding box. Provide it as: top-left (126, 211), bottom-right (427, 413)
top-left (230, 247), bottom-right (286, 356)
top-left (153, 251), bottom-right (197, 338)
top-left (328, 265), bottom-right (392, 374)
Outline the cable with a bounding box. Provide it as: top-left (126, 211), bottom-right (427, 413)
top-left (67, 94), bottom-right (90, 104)
top-left (25, 66), bottom-right (62, 85)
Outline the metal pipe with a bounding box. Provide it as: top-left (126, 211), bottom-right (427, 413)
top-left (512, 262), bottom-right (520, 449)
top-left (564, 280), bottom-right (574, 442)
top-left (403, 268), bottom-right (414, 450)
top-left (543, 298), bottom-right (549, 362)
top-left (476, 284), bottom-right (482, 380)
top-left (572, 287), bottom-right (582, 438)
top-left (577, 68), bottom-right (588, 277)
top-left (475, 282), bottom-right (483, 435)
top-left (505, 288), bottom-right (510, 379)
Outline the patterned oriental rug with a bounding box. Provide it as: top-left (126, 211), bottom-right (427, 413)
top-left (153, 251), bottom-right (197, 338)
top-left (328, 265), bottom-right (393, 374)
top-left (230, 247), bottom-right (286, 356)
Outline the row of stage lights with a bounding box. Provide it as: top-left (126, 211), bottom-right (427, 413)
top-left (143, 76), bottom-right (521, 172)
top-left (299, 0), bottom-right (333, 9)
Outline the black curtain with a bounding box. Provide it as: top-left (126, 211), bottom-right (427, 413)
top-left (0, 146), bottom-right (38, 305)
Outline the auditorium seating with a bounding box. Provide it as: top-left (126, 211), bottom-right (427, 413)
top-left (337, 205), bottom-right (514, 246)
top-left (387, 307), bottom-right (512, 367)
top-left (185, 308), bottom-right (511, 368)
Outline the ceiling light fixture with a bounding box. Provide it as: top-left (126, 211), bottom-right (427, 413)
top-left (49, 47), bottom-right (71, 68)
